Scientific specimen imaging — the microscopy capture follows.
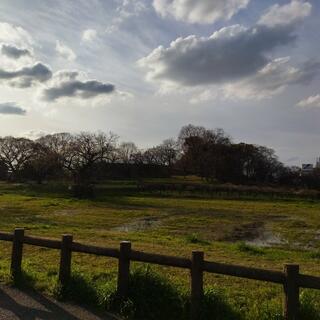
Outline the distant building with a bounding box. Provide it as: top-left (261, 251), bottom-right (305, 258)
top-left (316, 158), bottom-right (320, 169)
top-left (302, 164), bottom-right (314, 174)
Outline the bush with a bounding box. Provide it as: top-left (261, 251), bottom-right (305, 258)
top-left (106, 266), bottom-right (186, 320)
top-left (54, 272), bottom-right (100, 307)
top-left (199, 288), bottom-right (240, 320)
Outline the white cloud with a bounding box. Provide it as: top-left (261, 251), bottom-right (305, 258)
top-left (189, 89), bottom-right (218, 104)
top-left (153, 0), bottom-right (250, 24)
top-left (21, 130), bottom-right (51, 140)
top-left (222, 58), bottom-right (320, 100)
top-left (297, 94), bottom-right (320, 108)
top-left (0, 22), bottom-right (34, 48)
top-left (55, 40), bottom-right (76, 61)
top-left (258, 0), bottom-right (312, 28)
top-left (188, 58), bottom-right (320, 102)
top-left (82, 29), bottom-right (97, 42)
top-left (106, 0), bottom-right (147, 33)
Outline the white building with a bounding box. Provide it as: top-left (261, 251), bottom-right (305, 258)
top-left (302, 163), bottom-right (314, 174)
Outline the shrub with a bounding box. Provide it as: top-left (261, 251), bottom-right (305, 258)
top-left (54, 272), bottom-right (100, 307)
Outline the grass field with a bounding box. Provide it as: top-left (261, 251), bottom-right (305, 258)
top-left (0, 179), bottom-right (320, 319)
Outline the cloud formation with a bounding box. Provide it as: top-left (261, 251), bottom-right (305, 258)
top-left (153, 0), bottom-right (250, 24)
top-left (139, 23), bottom-right (297, 87)
top-left (297, 94), bottom-right (320, 108)
top-left (0, 102), bottom-right (26, 115)
top-left (106, 0), bottom-right (147, 33)
top-left (140, 0), bottom-right (314, 100)
top-left (42, 70), bottom-right (115, 101)
top-left (0, 62), bottom-right (52, 88)
top-left (55, 40), bottom-right (76, 61)
top-left (82, 29), bottom-right (97, 42)
top-left (0, 22), bottom-right (34, 48)
top-left (1, 44), bottom-right (31, 59)
top-left (258, 0), bottom-right (312, 28)
top-left (222, 58), bottom-right (320, 100)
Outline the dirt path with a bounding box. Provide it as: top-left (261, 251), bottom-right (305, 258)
top-left (0, 285), bottom-right (120, 320)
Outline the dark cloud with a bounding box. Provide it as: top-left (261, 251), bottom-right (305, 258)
top-left (140, 1), bottom-right (312, 87)
top-left (43, 77), bottom-right (115, 101)
top-left (1, 44), bottom-right (31, 59)
top-left (139, 24), bottom-right (298, 86)
top-left (0, 62), bottom-right (52, 87)
top-left (0, 102), bottom-right (26, 115)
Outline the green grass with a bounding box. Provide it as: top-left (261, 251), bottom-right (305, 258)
top-left (0, 180), bottom-right (320, 318)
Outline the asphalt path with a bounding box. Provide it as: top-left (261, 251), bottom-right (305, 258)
top-left (0, 285), bottom-right (120, 320)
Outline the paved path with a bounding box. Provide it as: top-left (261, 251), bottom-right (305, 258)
top-left (0, 285), bottom-right (120, 320)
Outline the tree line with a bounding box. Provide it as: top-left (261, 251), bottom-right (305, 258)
top-left (0, 124), bottom-right (318, 189)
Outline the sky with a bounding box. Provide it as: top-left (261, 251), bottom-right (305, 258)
top-left (0, 0), bottom-right (319, 166)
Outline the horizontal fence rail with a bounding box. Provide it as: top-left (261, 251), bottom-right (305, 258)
top-left (0, 229), bottom-right (319, 320)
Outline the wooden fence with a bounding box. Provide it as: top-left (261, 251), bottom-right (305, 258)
top-left (1, 228), bottom-right (320, 320)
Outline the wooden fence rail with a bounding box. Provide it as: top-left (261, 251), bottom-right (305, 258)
top-left (0, 229), bottom-right (319, 320)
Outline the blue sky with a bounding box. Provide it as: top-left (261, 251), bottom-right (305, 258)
top-left (0, 0), bottom-right (319, 166)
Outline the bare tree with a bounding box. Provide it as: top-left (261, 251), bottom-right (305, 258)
top-left (0, 136), bottom-right (34, 179)
top-left (158, 138), bottom-right (179, 167)
top-left (117, 142), bottom-right (138, 164)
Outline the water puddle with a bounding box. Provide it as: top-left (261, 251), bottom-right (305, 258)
top-left (112, 217), bottom-right (162, 232)
top-left (245, 230), bottom-right (285, 247)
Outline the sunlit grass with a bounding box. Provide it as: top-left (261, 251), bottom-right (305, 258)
top-left (0, 180), bottom-right (319, 318)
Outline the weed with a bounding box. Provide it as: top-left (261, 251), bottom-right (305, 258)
top-left (235, 241), bottom-right (265, 255)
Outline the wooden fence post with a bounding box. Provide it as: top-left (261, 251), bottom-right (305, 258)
top-left (59, 234), bottom-right (73, 286)
top-left (117, 241), bottom-right (131, 298)
top-left (190, 251), bottom-right (204, 320)
top-left (11, 228), bottom-right (25, 279)
top-left (283, 264), bottom-right (300, 320)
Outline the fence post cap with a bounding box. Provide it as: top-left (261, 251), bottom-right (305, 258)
top-left (192, 250), bottom-right (204, 257)
top-left (284, 264), bottom-right (299, 269)
top-left (120, 241), bottom-right (131, 246)
top-left (14, 228), bottom-right (25, 232)
top-left (62, 234), bottom-right (73, 238)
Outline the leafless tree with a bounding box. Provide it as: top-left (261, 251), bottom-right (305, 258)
top-left (0, 136), bottom-right (34, 179)
top-left (117, 142), bottom-right (138, 164)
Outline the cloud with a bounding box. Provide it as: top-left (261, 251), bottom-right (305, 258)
top-left (0, 102), bottom-right (26, 115)
top-left (297, 94), bottom-right (320, 108)
top-left (222, 58), bottom-right (320, 100)
top-left (140, 1), bottom-right (314, 99)
top-left (0, 62), bottom-right (52, 88)
top-left (106, 0), bottom-right (147, 33)
top-left (1, 44), bottom-right (31, 59)
top-left (258, 0), bottom-right (312, 28)
top-left (0, 22), bottom-right (34, 48)
top-left (82, 29), bottom-right (97, 42)
top-left (21, 130), bottom-right (50, 140)
top-left (139, 24), bottom-right (297, 87)
top-left (153, 0), bottom-right (250, 24)
top-left (55, 40), bottom-right (76, 61)
top-left (42, 70), bottom-right (115, 101)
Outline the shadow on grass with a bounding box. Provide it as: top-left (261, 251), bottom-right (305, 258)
top-left (10, 267), bottom-right (320, 320)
